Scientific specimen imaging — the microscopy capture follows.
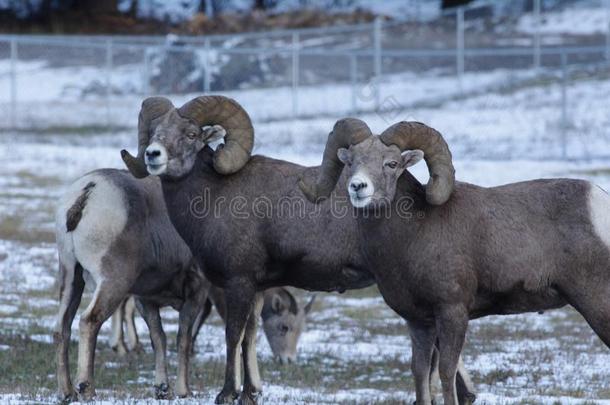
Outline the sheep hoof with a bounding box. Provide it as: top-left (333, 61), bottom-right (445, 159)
top-left (175, 385), bottom-right (191, 398)
top-left (59, 391), bottom-right (77, 404)
top-left (76, 381), bottom-right (95, 401)
top-left (131, 342), bottom-right (145, 354)
top-left (214, 389), bottom-right (239, 404)
top-left (154, 383), bottom-right (171, 400)
top-left (238, 390), bottom-right (261, 405)
top-left (459, 392), bottom-right (476, 404)
top-left (111, 343), bottom-right (128, 357)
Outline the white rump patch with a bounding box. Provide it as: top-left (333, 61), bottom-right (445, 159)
top-left (56, 174), bottom-right (128, 282)
top-left (589, 184), bottom-right (610, 249)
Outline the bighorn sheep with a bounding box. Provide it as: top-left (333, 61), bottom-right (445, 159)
top-left (55, 169), bottom-right (208, 402)
top-left (110, 288), bottom-right (316, 364)
top-left (120, 96), bottom-right (475, 404)
top-left (56, 166), bottom-right (319, 402)
top-left (299, 118), bottom-right (610, 405)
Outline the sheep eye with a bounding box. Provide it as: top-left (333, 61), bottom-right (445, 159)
top-left (279, 325), bottom-right (289, 334)
top-left (186, 132), bottom-right (197, 140)
top-left (385, 161), bottom-right (398, 169)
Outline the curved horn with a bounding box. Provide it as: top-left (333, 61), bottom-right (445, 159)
top-left (298, 118), bottom-right (372, 203)
top-left (121, 96), bottom-right (174, 179)
top-left (380, 121), bottom-right (454, 205)
top-left (178, 95), bottom-right (254, 175)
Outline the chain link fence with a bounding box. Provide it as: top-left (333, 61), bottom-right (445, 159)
top-left (1, 0), bottom-right (610, 159)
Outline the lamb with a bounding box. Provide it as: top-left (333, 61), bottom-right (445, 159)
top-left (54, 169), bottom-right (208, 402)
top-left (120, 95), bottom-right (475, 404)
top-left (110, 288), bottom-right (317, 364)
top-left (299, 118), bottom-right (610, 405)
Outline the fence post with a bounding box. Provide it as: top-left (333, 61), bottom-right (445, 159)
top-left (456, 6), bottom-right (465, 89)
top-left (560, 52), bottom-right (568, 159)
top-left (373, 17), bottom-right (382, 110)
top-left (292, 32), bottom-right (300, 118)
top-left (533, 0), bottom-right (541, 69)
top-left (204, 37), bottom-right (211, 93)
top-left (350, 54), bottom-right (358, 113)
top-left (606, 0), bottom-right (610, 60)
top-left (105, 39), bottom-right (113, 127)
top-left (9, 37), bottom-right (17, 129)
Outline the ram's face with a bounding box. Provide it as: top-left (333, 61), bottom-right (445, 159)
top-left (141, 110), bottom-right (204, 179)
top-left (338, 137), bottom-right (423, 209)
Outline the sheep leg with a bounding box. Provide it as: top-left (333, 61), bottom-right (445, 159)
top-left (562, 282), bottom-right (610, 348)
top-left (54, 262), bottom-right (85, 403)
top-left (109, 298), bottom-right (128, 356)
top-left (191, 298), bottom-right (213, 355)
top-left (135, 298), bottom-right (170, 399)
top-left (408, 322), bottom-right (436, 405)
top-left (430, 345), bottom-right (476, 405)
top-left (209, 286), bottom-right (227, 323)
top-left (240, 292), bottom-right (264, 405)
top-left (435, 306), bottom-right (469, 405)
top-left (455, 356), bottom-right (476, 405)
top-left (75, 281), bottom-right (128, 401)
top-left (175, 289), bottom-right (206, 398)
top-left (123, 296), bottom-right (142, 353)
top-left (215, 280), bottom-right (256, 405)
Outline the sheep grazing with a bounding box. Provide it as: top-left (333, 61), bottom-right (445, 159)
top-left (260, 288), bottom-right (315, 364)
top-left (55, 169), bottom-right (209, 402)
top-left (120, 95), bottom-right (475, 404)
top-left (299, 118), bottom-right (610, 405)
top-left (110, 288), bottom-right (317, 364)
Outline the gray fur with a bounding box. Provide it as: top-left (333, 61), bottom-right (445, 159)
top-left (122, 114), bottom-right (475, 404)
top-left (54, 169), bottom-right (207, 402)
top-left (320, 133), bottom-right (610, 405)
top-left (112, 287), bottom-right (317, 366)
top-left (259, 288), bottom-right (314, 364)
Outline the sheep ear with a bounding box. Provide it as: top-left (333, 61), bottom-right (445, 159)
top-left (337, 148), bottom-right (351, 165)
top-left (401, 149), bottom-right (424, 168)
top-left (304, 294), bottom-right (316, 315)
top-left (202, 125), bottom-right (227, 143)
top-left (271, 294), bottom-right (285, 314)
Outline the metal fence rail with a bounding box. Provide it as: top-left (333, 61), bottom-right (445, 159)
top-left (1, 1), bottom-right (610, 160)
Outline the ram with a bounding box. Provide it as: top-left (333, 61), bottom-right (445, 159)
top-left (121, 96), bottom-right (475, 404)
top-left (299, 118), bottom-right (610, 405)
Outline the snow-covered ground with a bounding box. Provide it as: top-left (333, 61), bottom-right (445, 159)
top-left (0, 114), bottom-right (609, 403)
top-left (518, 3), bottom-right (610, 35)
top-left (1, 6), bottom-right (610, 401)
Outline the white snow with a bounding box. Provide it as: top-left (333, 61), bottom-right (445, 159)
top-left (0, 6), bottom-right (609, 402)
top-left (518, 6), bottom-right (610, 36)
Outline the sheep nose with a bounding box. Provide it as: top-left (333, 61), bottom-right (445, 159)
top-left (146, 149), bottom-right (161, 158)
top-left (350, 181), bottom-right (367, 192)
